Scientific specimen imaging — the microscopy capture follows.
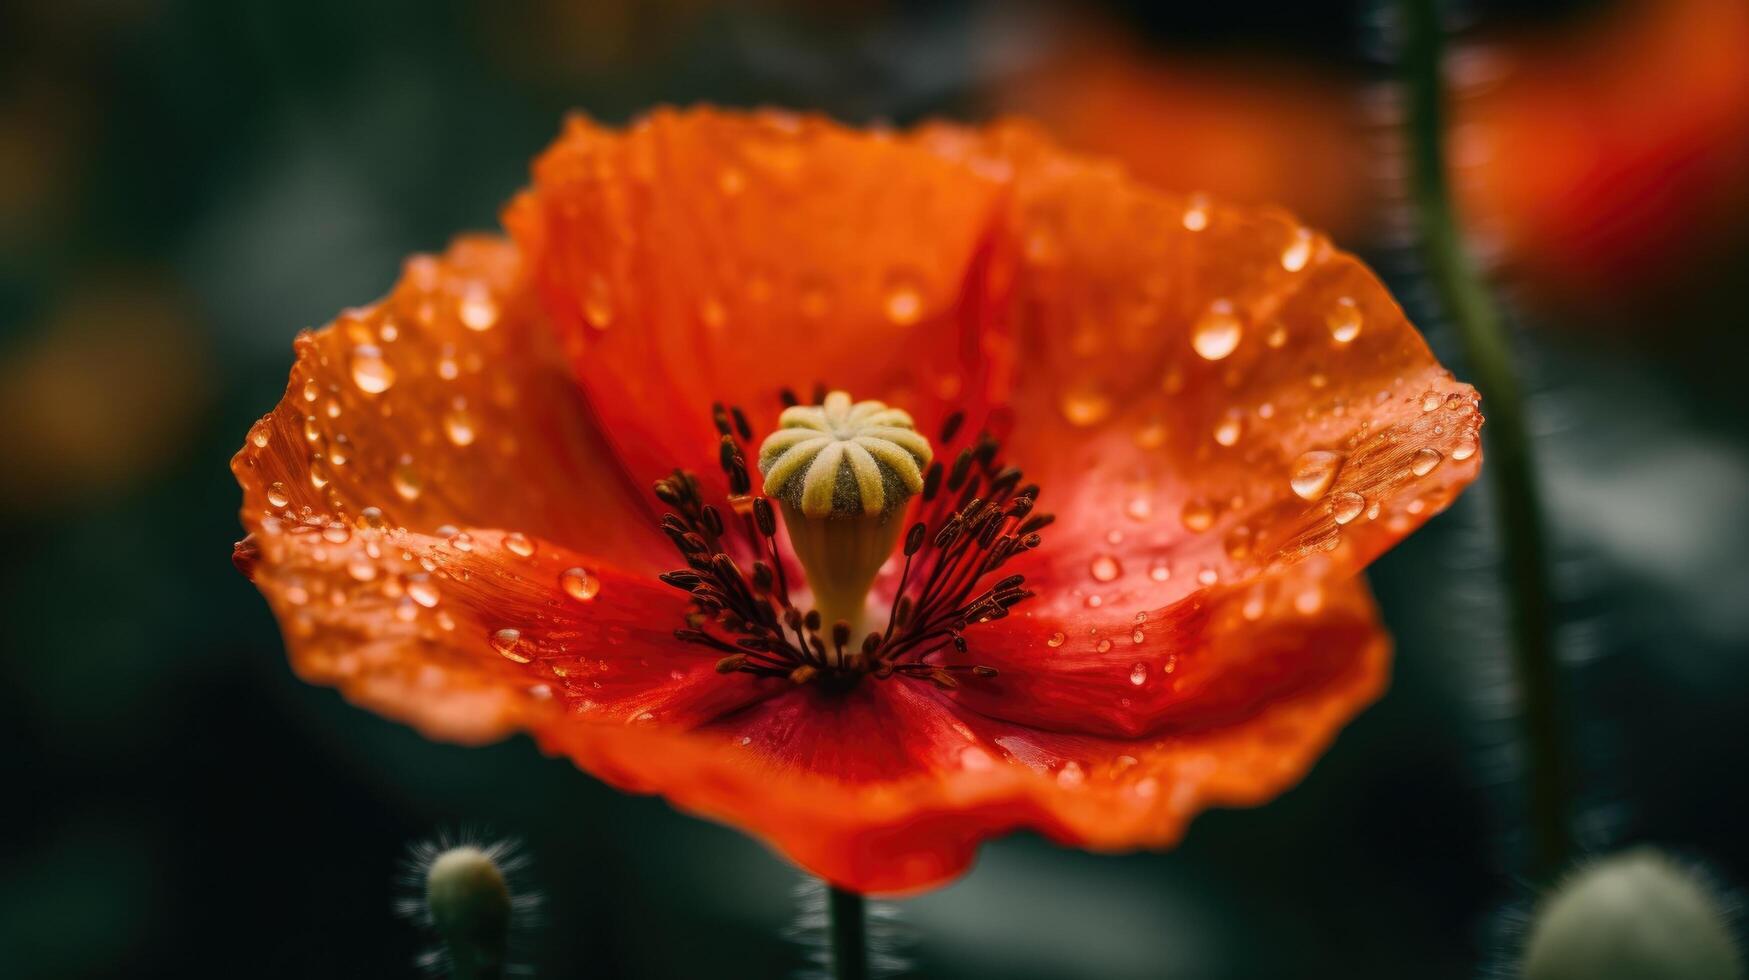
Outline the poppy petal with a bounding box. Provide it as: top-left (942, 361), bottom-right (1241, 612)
top-left (235, 524), bottom-right (771, 744)
top-left (504, 108), bottom-right (1015, 490)
top-left (915, 123), bottom-right (1479, 735)
top-left (533, 573), bottom-right (1386, 894)
top-left (232, 235), bottom-right (666, 571)
top-left (231, 238), bottom-right (771, 741)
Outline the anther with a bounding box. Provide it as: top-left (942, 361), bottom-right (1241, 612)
top-left (939, 411), bottom-right (965, 445)
top-left (904, 522), bottom-right (926, 556)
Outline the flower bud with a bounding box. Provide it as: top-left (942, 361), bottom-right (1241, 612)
top-left (1523, 847), bottom-right (1743, 980)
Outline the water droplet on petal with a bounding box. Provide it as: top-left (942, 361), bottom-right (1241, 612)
top-left (1181, 500), bottom-right (1214, 532)
top-left (1089, 554), bottom-right (1122, 582)
top-left (1059, 386), bottom-right (1111, 427)
top-left (1331, 491), bottom-right (1366, 524)
top-left (490, 628), bottom-right (528, 662)
top-left (1290, 450), bottom-right (1345, 501)
top-left (882, 272), bottom-right (924, 326)
top-left (349, 345), bottom-right (395, 394)
top-left (1421, 391), bottom-right (1443, 412)
top-left (407, 577), bottom-right (440, 608)
top-left (583, 276), bottom-right (614, 329)
top-left (443, 405), bottom-right (477, 447)
top-left (1129, 663), bottom-right (1148, 686)
top-left (1192, 302), bottom-right (1243, 361)
top-left (266, 482), bottom-right (290, 508)
top-left (1280, 229), bottom-right (1313, 271)
top-left (249, 419), bottom-right (272, 448)
top-left (322, 522), bottom-right (350, 544)
top-left (1326, 297), bottom-right (1363, 344)
top-left (1057, 761), bottom-right (1085, 787)
top-left (392, 459), bottom-right (422, 501)
top-left (504, 532), bottom-right (534, 558)
top-left (1148, 559), bottom-right (1171, 582)
top-left (458, 287), bottom-right (498, 331)
top-left (1213, 414), bottom-right (1243, 446)
top-left (1182, 199), bottom-right (1209, 231)
top-left (1411, 447), bottom-right (1443, 476)
top-left (560, 566), bottom-right (600, 602)
top-left (1451, 432), bottom-right (1478, 461)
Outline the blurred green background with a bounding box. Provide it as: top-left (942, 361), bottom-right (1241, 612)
top-left (4, 1), bottom-right (1748, 977)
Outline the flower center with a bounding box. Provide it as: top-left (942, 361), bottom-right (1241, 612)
top-left (650, 389), bottom-right (1050, 690)
top-left (757, 391), bottom-right (932, 631)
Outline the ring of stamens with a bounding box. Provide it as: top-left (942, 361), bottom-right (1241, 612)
top-left (649, 389), bottom-right (1052, 691)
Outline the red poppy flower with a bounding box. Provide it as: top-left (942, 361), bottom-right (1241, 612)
top-left (232, 108), bottom-right (1482, 895)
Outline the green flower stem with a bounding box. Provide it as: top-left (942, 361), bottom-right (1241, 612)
top-left (828, 885), bottom-right (870, 980)
top-left (1400, 0), bottom-right (1572, 881)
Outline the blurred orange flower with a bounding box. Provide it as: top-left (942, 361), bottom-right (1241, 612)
top-left (232, 109), bottom-right (1481, 894)
top-left (1004, 0), bottom-right (1749, 312)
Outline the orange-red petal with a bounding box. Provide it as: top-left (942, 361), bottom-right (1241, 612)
top-left (504, 108), bottom-right (1016, 490)
top-left (915, 121), bottom-right (1480, 736)
top-left (232, 237), bottom-right (751, 741)
top-left (536, 573), bottom-right (1387, 894)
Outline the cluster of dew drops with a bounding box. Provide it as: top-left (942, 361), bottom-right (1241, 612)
top-left (242, 262), bottom-right (613, 687)
top-left (1044, 202), bottom-right (1480, 703)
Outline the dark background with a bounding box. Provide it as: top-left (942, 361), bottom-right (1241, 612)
top-left (4, 1), bottom-right (1747, 977)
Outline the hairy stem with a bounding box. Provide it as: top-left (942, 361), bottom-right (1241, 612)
top-left (1399, 0), bottom-right (1572, 880)
top-left (828, 885), bottom-right (870, 980)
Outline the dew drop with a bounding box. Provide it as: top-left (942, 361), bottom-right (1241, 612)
top-left (1421, 391), bottom-right (1443, 412)
top-left (583, 276), bottom-right (614, 329)
top-left (347, 558), bottom-right (378, 582)
top-left (504, 532), bottom-right (535, 558)
top-left (407, 577), bottom-right (440, 608)
top-left (1451, 433), bottom-right (1478, 461)
top-left (1181, 500), bottom-right (1214, 532)
top-left (1125, 496), bottom-right (1152, 521)
top-left (1196, 566), bottom-right (1219, 586)
top-left (1182, 200), bottom-right (1209, 231)
top-left (1129, 663), bottom-right (1148, 686)
top-left (448, 531), bottom-right (474, 552)
top-left (882, 274), bottom-right (924, 326)
top-left (1290, 450), bottom-right (1345, 501)
top-left (1059, 386), bottom-right (1111, 427)
top-left (321, 522), bottom-right (351, 544)
top-left (1280, 230), bottom-right (1313, 271)
top-left (249, 419), bottom-right (272, 448)
top-left (1326, 297), bottom-right (1363, 344)
top-left (1133, 421), bottom-right (1167, 449)
top-left (1331, 491), bottom-right (1366, 525)
top-left (560, 566), bottom-right (601, 602)
top-left (302, 380), bottom-right (321, 402)
top-left (266, 482), bottom-right (290, 508)
top-left (1057, 761), bottom-right (1086, 787)
top-left (1095, 638), bottom-right (1113, 653)
top-left (1148, 559), bottom-right (1171, 582)
top-left (1192, 303), bottom-right (1243, 361)
top-left (1411, 447), bottom-right (1443, 476)
top-left (1213, 414), bottom-right (1243, 446)
top-left (490, 628), bottom-right (528, 663)
top-left (458, 288), bottom-right (498, 331)
top-left (391, 459), bottom-right (422, 501)
top-left (1089, 554), bottom-right (1122, 582)
top-left (349, 345), bottom-right (395, 394)
top-left (442, 405), bottom-right (477, 447)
